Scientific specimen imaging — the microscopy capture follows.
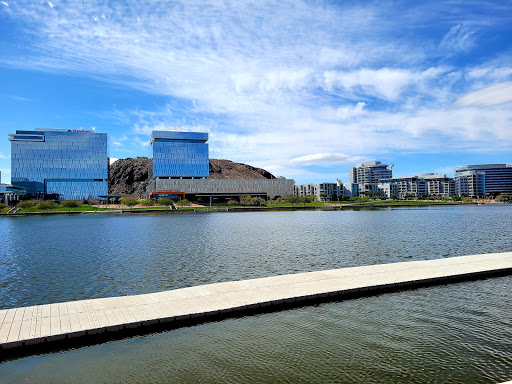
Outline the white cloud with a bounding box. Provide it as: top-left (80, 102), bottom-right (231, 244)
top-left (440, 24), bottom-right (477, 52)
top-left (109, 157), bottom-right (118, 165)
top-left (1, 2), bottom-right (8, 7)
top-left (454, 82), bottom-right (512, 107)
top-left (0, 169), bottom-right (11, 184)
top-left (0, 153), bottom-right (8, 159)
top-left (322, 67), bottom-right (448, 101)
top-left (268, 153), bottom-right (362, 170)
top-left (2, 1), bottom-right (512, 181)
top-left (47, 1), bottom-right (54, 9)
top-left (467, 66), bottom-right (512, 81)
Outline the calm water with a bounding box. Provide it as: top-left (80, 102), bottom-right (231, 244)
top-left (1, 205), bottom-right (511, 383)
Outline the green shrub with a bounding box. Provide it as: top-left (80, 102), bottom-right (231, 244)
top-left (61, 200), bottom-right (79, 211)
top-left (157, 198), bottom-right (173, 208)
top-left (36, 201), bottom-right (57, 212)
top-left (227, 199), bottom-right (238, 206)
top-left (17, 200), bottom-right (34, 212)
top-left (139, 199), bottom-right (154, 207)
top-left (175, 199), bottom-right (191, 207)
top-left (120, 197), bottom-right (138, 208)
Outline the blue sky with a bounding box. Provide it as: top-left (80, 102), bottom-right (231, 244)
top-left (1, 0), bottom-right (511, 184)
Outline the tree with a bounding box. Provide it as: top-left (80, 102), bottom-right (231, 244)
top-left (175, 199), bottom-right (191, 207)
top-left (286, 196), bottom-right (299, 205)
top-left (0, 203), bottom-right (6, 211)
top-left (62, 200), bottom-right (79, 212)
top-left (109, 197), bottom-right (116, 205)
top-left (17, 200), bottom-right (34, 212)
top-left (253, 197), bottom-right (266, 206)
top-left (157, 197), bottom-right (173, 208)
top-left (240, 195), bottom-right (253, 206)
top-left (298, 196), bottom-right (308, 206)
top-left (227, 199), bottom-right (238, 206)
top-left (139, 199), bottom-right (154, 207)
top-left (274, 197), bottom-right (285, 205)
top-left (36, 201), bottom-right (57, 212)
top-left (120, 197), bottom-right (138, 209)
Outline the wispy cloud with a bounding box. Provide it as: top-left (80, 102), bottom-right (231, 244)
top-left (268, 153), bottom-right (363, 170)
top-left (440, 24), bottom-right (478, 52)
top-left (454, 82), bottom-right (512, 107)
top-left (1, 2), bottom-right (8, 7)
top-left (1, 1), bottom-right (512, 181)
top-left (8, 95), bottom-right (30, 101)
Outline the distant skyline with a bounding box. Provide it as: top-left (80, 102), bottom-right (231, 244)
top-left (1, 0), bottom-right (511, 184)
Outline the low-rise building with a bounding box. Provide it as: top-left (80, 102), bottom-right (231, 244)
top-left (389, 174), bottom-right (454, 199)
top-left (295, 182), bottom-right (339, 202)
top-left (147, 178), bottom-right (294, 203)
top-left (0, 184), bottom-right (26, 205)
top-left (342, 183), bottom-right (359, 198)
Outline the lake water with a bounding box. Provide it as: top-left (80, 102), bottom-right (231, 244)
top-left (1, 205), bottom-right (511, 383)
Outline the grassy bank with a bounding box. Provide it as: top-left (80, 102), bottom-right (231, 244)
top-left (0, 199), bottom-right (479, 216)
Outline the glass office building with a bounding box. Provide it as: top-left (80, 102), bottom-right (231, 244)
top-left (151, 130), bottom-right (209, 179)
top-left (455, 164), bottom-right (512, 197)
top-left (9, 129), bottom-right (108, 200)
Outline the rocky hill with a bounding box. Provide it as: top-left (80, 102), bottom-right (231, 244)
top-left (109, 157), bottom-right (276, 196)
top-left (208, 159), bottom-right (275, 180)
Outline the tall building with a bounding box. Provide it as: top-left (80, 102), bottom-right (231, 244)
top-left (9, 129), bottom-right (108, 200)
top-left (350, 161), bottom-right (392, 184)
top-left (151, 130), bottom-right (209, 179)
top-left (454, 164), bottom-right (512, 197)
top-left (147, 130), bottom-right (294, 202)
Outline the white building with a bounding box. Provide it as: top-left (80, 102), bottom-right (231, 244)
top-left (350, 161), bottom-right (392, 184)
top-left (295, 182), bottom-right (339, 201)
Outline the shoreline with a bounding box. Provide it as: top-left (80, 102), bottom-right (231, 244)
top-left (0, 201), bottom-right (488, 217)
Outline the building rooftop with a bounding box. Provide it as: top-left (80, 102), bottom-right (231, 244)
top-left (151, 130), bottom-right (208, 142)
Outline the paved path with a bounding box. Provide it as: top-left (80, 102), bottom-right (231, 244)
top-left (1, 252), bottom-right (512, 357)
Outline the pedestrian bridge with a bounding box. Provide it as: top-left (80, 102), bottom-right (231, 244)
top-left (1, 251), bottom-right (511, 358)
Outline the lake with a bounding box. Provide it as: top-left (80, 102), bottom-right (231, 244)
top-left (1, 205), bottom-right (511, 383)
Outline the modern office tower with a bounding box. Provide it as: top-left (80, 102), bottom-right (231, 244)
top-left (454, 164), bottom-right (512, 197)
top-left (147, 130), bottom-right (294, 202)
top-left (9, 129), bottom-right (108, 200)
top-left (350, 161), bottom-right (392, 184)
top-left (151, 130), bottom-right (209, 179)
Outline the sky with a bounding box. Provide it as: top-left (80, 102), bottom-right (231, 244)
top-left (1, 0), bottom-right (511, 184)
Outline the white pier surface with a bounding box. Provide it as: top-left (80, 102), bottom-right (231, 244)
top-left (1, 252), bottom-right (512, 354)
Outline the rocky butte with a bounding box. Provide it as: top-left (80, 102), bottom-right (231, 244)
top-left (108, 157), bottom-right (276, 196)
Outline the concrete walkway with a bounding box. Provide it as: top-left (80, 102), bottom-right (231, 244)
top-left (1, 251), bottom-right (512, 357)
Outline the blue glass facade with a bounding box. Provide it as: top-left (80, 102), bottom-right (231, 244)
top-left (9, 129), bottom-right (108, 200)
top-left (151, 131), bottom-right (209, 178)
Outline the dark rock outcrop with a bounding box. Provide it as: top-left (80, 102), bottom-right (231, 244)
top-left (109, 157), bottom-right (276, 196)
top-left (208, 159), bottom-right (276, 180)
top-left (109, 157), bottom-right (150, 197)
